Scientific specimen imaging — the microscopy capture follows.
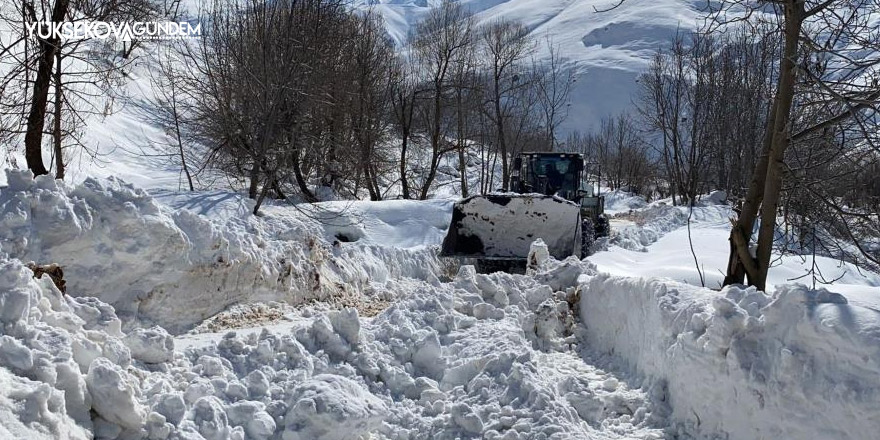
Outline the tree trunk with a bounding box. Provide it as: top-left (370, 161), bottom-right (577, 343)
top-left (753, 4), bottom-right (803, 291)
top-left (248, 161), bottom-right (260, 199)
top-left (725, 1), bottom-right (804, 291)
top-left (724, 98), bottom-right (777, 286)
top-left (292, 150), bottom-right (318, 203)
top-left (171, 91), bottom-right (194, 191)
top-left (252, 174), bottom-right (273, 215)
top-left (457, 88), bottom-right (469, 198)
top-left (419, 84), bottom-right (444, 200)
top-left (53, 51), bottom-right (64, 180)
top-left (399, 130), bottom-right (410, 199)
top-left (364, 164), bottom-right (379, 201)
top-left (493, 77), bottom-right (509, 191)
top-left (24, 0), bottom-right (70, 176)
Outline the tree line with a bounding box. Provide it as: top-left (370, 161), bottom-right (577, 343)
top-left (1, 0), bottom-right (573, 210)
top-left (161, 0), bottom-right (573, 211)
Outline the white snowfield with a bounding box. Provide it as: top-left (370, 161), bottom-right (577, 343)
top-left (354, 0), bottom-right (700, 132)
top-left (0, 172), bottom-right (879, 439)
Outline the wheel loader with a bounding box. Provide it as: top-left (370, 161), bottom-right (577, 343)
top-left (440, 152), bottom-right (608, 272)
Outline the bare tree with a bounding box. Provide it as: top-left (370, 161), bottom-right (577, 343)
top-left (719, 0), bottom-right (880, 290)
top-left (180, 0), bottom-right (350, 212)
top-left (0, 0), bottom-right (159, 177)
top-left (576, 113), bottom-right (652, 195)
top-left (534, 35), bottom-right (575, 150)
top-left (348, 10), bottom-right (396, 201)
top-left (389, 56), bottom-right (419, 199)
top-left (637, 34), bottom-right (710, 205)
top-left (410, 0), bottom-right (475, 199)
top-left (480, 18), bottom-right (533, 191)
top-left (137, 46), bottom-right (196, 190)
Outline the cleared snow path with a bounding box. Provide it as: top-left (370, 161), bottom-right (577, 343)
top-left (4, 175), bottom-right (879, 439)
top-left (166, 259), bottom-right (673, 439)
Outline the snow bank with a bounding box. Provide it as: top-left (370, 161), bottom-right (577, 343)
top-left (577, 274), bottom-right (880, 439)
top-left (609, 200), bottom-right (732, 252)
top-left (0, 170), bottom-right (441, 332)
top-left (603, 190), bottom-right (648, 215)
top-left (0, 236), bottom-right (671, 439)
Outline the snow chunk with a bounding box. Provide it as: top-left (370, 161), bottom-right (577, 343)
top-left (0, 367), bottom-right (90, 440)
top-left (86, 357), bottom-right (146, 430)
top-left (527, 238), bottom-right (550, 272)
top-left (282, 375), bottom-right (387, 440)
top-left (152, 393), bottom-right (186, 425)
top-left (124, 326), bottom-right (174, 364)
top-left (5, 169), bottom-right (35, 192)
top-left (190, 396), bottom-right (242, 440)
top-left (0, 335), bottom-right (34, 371)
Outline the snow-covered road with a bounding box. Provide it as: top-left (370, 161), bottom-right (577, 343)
top-left (1, 171), bottom-right (879, 439)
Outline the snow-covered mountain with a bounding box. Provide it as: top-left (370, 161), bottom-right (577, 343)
top-left (353, 0), bottom-right (700, 132)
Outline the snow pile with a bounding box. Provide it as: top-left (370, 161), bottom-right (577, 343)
top-left (602, 190), bottom-right (648, 215)
top-left (608, 198), bottom-right (732, 252)
top-left (0, 170), bottom-right (441, 332)
top-left (577, 274), bottom-right (880, 439)
top-left (0, 258), bottom-right (110, 439)
top-left (0, 240), bottom-right (675, 439)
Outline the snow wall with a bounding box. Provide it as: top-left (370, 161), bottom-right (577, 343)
top-left (578, 274), bottom-right (880, 439)
top-left (0, 170), bottom-right (441, 333)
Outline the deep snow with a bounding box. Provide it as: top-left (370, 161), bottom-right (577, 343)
top-left (2, 0), bottom-right (879, 437)
top-left (0, 170), bottom-right (443, 333)
top-left (0, 227), bottom-right (672, 439)
top-left (1, 172), bottom-right (879, 439)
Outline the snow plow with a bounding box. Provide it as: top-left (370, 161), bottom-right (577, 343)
top-left (441, 152), bottom-right (608, 272)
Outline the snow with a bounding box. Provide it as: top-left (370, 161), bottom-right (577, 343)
top-left (0, 226), bottom-right (672, 439)
top-left (0, 0), bottom-right (878, 436)
top-left (591, 192), bottom-right (880, 295)
top-left (302, 198), bottom-right (454, 249)
top-left (353, 0), bottom-right (701, 133)
top-left (1, 171), bottom-right (880, 439)
top-left (578, 275), bottom-right (880, 439)
top-left (0, 170), bottom-right (442, 332)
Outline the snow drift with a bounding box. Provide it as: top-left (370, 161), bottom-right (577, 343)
top-left (578, 274), bottom-right (880, 439)
top-left (0, 170), bottom-right (441, 332)
top-left (2, 171), bottom-right (879, 440)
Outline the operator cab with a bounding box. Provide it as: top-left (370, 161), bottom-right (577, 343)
top-left (510, 152), bottom-right (584, 199)
top-left (509, 152), bottom-right (608, 239)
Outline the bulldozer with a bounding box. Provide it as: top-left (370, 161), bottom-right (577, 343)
top-left (440, 152), bottom-right (608, 272)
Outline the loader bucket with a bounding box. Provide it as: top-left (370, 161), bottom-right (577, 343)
top-left (440, 194), bottom-right (582, 260)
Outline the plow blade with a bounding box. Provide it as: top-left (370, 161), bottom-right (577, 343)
top-left (440, 194), bottom-right (582, 260)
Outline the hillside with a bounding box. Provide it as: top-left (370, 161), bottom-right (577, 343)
top-left (354, 0), bottom-right (699, 132)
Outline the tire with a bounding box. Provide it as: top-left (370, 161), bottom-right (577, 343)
top-left (476, 259), bottom-right (525, 274)
top-left (581, 218), bottom-right (595, 257)
top-left (595, 215), bottom-right (610, 238)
